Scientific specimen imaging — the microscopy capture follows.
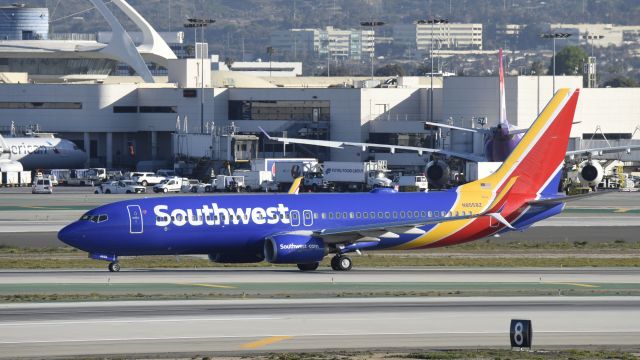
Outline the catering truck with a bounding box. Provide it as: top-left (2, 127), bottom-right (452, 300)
top-left (322, 160), bottom-right (393, 192)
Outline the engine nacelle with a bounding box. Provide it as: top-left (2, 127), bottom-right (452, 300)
top-left (577, 160), bottom-right (604, 188)
top-left (264, 234), bottom-right (327, 264)
top-left (208, 252), bottom-right (264, 263)
top-left (426, 160), bottom-right (450, 188)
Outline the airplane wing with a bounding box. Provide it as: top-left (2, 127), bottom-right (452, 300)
top-left (260, 128), bottom-right (485, 162)
top-left (424, 121), bottom-right (491, 134)
top-left (508, 128), bottom-right (528, 135)
top-left (566, 144), bottom-right (640, 157)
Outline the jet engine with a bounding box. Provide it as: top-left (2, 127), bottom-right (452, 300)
top-left (425, 160), bottom-right (450, 188)
top-left (577, 160), bottom-right (604, 188)
top-left (264, 234), bottom-right (328, 264)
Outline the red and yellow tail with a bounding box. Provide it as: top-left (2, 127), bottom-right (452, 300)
top-left (467, 88), bottom-right (580, 197)
top-left (396, 88), bottom-right (580, 250)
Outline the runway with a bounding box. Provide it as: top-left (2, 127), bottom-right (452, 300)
top-left (3, 267), bottom-right (639, 284)
top-left (0, 297), bottom-right (638, 358)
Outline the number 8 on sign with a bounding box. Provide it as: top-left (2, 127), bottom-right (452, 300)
top-left (510, 319), bottom-right (532, 348)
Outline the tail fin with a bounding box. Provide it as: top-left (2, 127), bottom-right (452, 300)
top-left (498, 48), bottom-right (508, 126)
top-left (476, 88), bottom-right (580, 196)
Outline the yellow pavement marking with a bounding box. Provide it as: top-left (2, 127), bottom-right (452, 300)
top-left (176, 282), bottom-right (236, 289)
top-left (614, 208), bottom-right (630, 213)
top-left (241, 336), bottom-right (292, 349)
top-left (543, 282), bottom-right (599, 288)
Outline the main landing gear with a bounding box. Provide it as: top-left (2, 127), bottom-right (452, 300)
top-left (108, 262), bottom-right (121, 272)
top-left (331, 255), bottom-right (352, 271)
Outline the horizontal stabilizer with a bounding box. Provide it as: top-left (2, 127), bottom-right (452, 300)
top-left (488, 212), bottom-right (515, 229)
top-left (528, 190), bottom-right (617, 206)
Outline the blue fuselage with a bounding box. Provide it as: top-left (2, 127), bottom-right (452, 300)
top-left (58, 190), bottom-right (562, 260)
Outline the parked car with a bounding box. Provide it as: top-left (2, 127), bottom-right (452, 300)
top-left (32, 177), bottom-right (53, 194)
top-left (95, 180), bottom-right (146, 194)
top-left (133, 172), bottom-right (166, 186)
top-left (153, 177), bottom-right (186, 193)
top-left (181, 179), bottom-right (207, 193)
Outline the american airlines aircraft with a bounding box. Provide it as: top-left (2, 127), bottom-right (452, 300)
top-left (0, 134), bottom-right (87, 170)
top-left (59, 89), bottom-right (595, 272)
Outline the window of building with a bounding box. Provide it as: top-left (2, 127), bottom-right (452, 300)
top-left (183, 89), bottom-right (197, 98)
top-left (113, 106), bottom-right (138, 113)
top-left (228, 100), bottom-right (330, 122)
top-left (139, 106), bottom-right (177, 113)
top-left (0, 102), bottom-right (82, 109)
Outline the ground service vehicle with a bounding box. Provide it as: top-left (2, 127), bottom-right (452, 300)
top-left (396, 175), bottom-right (429, 192)
top-left (32, 177), bottom-right (53, 194)
top-left (153, 177), bottom-right (186, 193)
top-left (322, 161), bottom-right (393, 192)
top-left (95, 180), bottom-right (146, 194)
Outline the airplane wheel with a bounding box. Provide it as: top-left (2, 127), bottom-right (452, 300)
top-left (297, 262), bottom-right (319, 271)
top-left (331, 255), bottom-right (352, 271)
top-left (331, 256), bottom-right (340, 270)
top-left (108, 262), bottom-right (120, 272)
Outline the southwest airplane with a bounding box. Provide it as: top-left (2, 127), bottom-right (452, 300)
top-left (0, 133), bottom-right (87, 170)
top-left (59, 89), bottom-right (587, 272)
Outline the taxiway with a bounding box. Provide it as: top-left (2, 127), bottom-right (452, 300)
top-left (0, 296), bottom-right (638, 358)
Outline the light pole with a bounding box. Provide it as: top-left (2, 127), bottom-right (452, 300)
top-left (266, 46), bottom-right (275, 77)
top-left (540, 32), bottom-right (571, 95)
top-left (583, 33), bottom-right (604, 57)
top-left (360, 21), bottom-right (384, 80)
top-left (322, 38), bottom-right (331, 76)
top-left (184, 18), bottom-right (215, 134)
top-left (582, 33), bottom-right (604, 88)
top-left (417, 18), bottom-right (448, 123)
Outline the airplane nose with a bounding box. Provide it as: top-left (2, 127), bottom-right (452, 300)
top-left (58, 222), bottom-right (82, 248)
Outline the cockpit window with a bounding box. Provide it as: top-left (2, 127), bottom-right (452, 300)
top-left (80, 214), bottom-right (108, 223)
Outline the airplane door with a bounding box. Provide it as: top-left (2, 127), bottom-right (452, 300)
top-left (290, 210), bottom-right (300, 227)
top-left (127, 205), bottom-right (144, 234)
top-left (302, 210), bottom-right (313, 226)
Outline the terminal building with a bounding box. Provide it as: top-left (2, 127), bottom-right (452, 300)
top-left (0, 1), bottom-right (639, 173)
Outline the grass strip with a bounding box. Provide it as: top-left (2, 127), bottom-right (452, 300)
top-left (1, 253), bottom-right (640, 269)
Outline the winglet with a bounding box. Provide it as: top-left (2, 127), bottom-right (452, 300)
top-left (288, 177), bottom-right (303, 194)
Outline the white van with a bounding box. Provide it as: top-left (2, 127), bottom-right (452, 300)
top-left (32, 178), bottom-right (53, 194)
